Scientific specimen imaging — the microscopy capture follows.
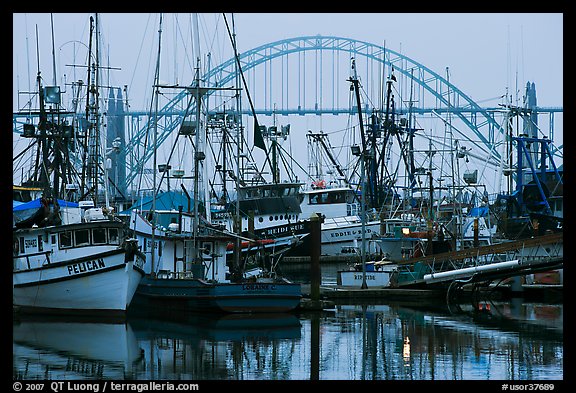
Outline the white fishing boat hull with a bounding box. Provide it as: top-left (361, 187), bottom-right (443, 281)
top-left (337, 261), bottom-right (397, 287)
top-left (13, 250), bottom-right (144, 315)
top-left (320, 217), bottom-right (381, 255)
top-left (337, 269), bottom-right (393, 287)
top-left (337, 270), bottom-right (393, 287)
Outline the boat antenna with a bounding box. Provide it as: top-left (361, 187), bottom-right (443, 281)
top-left (50, 14), bottom-right (57, 86)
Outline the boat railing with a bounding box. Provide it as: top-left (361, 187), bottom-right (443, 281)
top-left (156, 270), bottom-right (196, 280)
top-left (13, 250), bottom-right (52, 270)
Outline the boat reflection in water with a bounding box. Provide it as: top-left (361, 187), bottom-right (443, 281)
top-left (318, 300), bottom-right (563, 380)
top-left (12, 300), bottom-right (562, 380)
top-left (128, 307), bottom-right (302, 380)
top-left (12, 315), bottom-right (145, 379)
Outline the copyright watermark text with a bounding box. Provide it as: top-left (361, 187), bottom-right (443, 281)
top-left (13, 382), bottom-right (200, 392)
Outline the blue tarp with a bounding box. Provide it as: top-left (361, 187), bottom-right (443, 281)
top-left (468, 206), bottom-right (489, 217)
top-left (118, 191), bottom-right (192, 215)
top-left (12, 198), bottom-right (79, 212)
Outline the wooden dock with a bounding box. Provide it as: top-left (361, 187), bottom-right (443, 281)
top-left (299, 283), bottom-right (562, 305)
top-left (300, 284), bottom-right (446, 300)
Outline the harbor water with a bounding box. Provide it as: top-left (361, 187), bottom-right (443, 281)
top-left (13, 263), bottom-right (563, 381)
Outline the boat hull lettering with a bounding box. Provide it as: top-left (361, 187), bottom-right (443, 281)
top-left (242, 283), bottom-right (276, 291)
top-left (67, 259), bottom-right (106, 275)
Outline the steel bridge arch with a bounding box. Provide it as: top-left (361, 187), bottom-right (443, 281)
top-left (8, 36), bottom-right (525, 188)
top-left (123, 36), bottom-right (507, 188)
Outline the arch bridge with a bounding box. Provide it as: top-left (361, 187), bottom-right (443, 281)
top-left (13, 36), bottom-right (563, 191)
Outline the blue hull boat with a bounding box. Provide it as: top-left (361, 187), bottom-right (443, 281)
top-left (133, 275), bottom-right (301, 313)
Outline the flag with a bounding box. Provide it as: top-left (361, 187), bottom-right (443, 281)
top-left (254, 119), bottom-right (266, 151)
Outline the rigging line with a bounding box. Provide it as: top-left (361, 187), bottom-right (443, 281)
top-left (222, 13), bottom-right (274, 174)
top-left (135, 14), bottom-right (163, 203)
top-left (275, 143), bottom-right (311, 183)
top-left (199, 13), bottom-right (228, 78)
top-left (13, 139), bottom-right (38, 164)
top-left (203, 13), bottom-right (223, 66)
top-left (128, 13), bottom-right (154, 110)
top-left (173, 14), bottom-right (195, 80)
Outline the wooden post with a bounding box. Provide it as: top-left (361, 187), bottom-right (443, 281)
top-left (310, 312), bottom-right (320, 380)
top-left (310, 213), bottom-right (322, 301)
top-left (473, 217), bottom-right (479, 248)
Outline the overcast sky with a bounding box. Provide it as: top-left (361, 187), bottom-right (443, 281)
top-left (13, 13), bottom-right (563, 107)
top-left (12, 12), bottom-right (563, 191)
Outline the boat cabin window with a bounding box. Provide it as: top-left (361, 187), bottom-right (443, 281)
top-left (309, 191), bottom-right (346, 205)
top-left (243, 188), bottom-right (262, 199)
top-left (109, 228), bottom-right (119, 244)
top-left (59, 231), bottom-right (73, 249)
top-left (201, 242), bottom-right (213, 256)
top-left (38, 235), bottom-right (43, 252)
top-left (13, 237), bottom-right (19, 256)
top-left (92, 227), bottom-right (107, 245)
top-left (51, 235), bottom-right (56, 245)
top-left (57, 227), bottom-right (120, 249)
top-left (74, 229), bottom-right (90, 247)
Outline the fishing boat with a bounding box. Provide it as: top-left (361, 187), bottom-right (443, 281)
top-left (126, 197), bottom-right (302, 313)
top-left (210, 175), bottom-right (310, 262)
top-left (13, 199), bottom-right (145, 315)
top-left (12, 14), bottom-right (145, 316)
top-left (207, 111), bottom-right (310, 263)
top-left (287, 185), bottom-right (382, 256)
top-left (337, 257), bottom-right (397, 287)
top-left (125, 14), bottom-right (301, 313)
top-left (281, 129), bottom-right (382, 257)
top-left (492, 135), bottom-right (563, 240)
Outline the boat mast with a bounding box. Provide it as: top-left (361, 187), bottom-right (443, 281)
top-left (28, 19), bottom-right (73, 202)
top-left (229, 13), bottom-right (243, 279)
top-left (192, 60), bottom-right (205, 264)
top-left (150, 13), bottom-right (163, 276)
top-left (94, 13), bottom-right (111, 209)
top-left (191, 12), bottom-right (208, 266)
top-left (87, 16), bottom-right (100, 203)
top-left (348, 58), bottom-right (371, 203)
top-left (34, 26), bottom-right (50, 197)
top-left (348, 58), bottom-right (368, 289)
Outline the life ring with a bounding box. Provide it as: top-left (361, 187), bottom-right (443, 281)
top-left (312, 180), bottom-right (326, 189)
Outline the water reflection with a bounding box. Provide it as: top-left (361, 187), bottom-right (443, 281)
top-left (12, 300), bottom-right (562, 381)
top-left (128, 308), bottom-right (302, 380)
top-left (13, 315), bottom-right (145, 379)
top-left (305, 301), bottom-right (563, 380)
